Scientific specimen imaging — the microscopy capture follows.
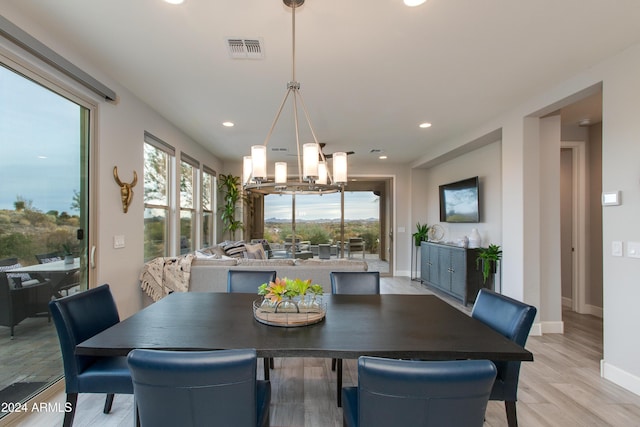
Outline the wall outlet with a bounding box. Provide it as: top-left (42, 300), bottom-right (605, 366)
top-left (114, 235), bottom-right (125, 249)
top-left (628, 241), bottom-right (640, 259)
top-left (612, 241), bottom-right (623, 257)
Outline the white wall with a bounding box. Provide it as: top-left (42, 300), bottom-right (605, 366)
top-left (412, 141), bottom-right (503, 248)
top-left (1, 6), bottom-right (223, 318)
top-left (411, 41), bottom-right (640, 394)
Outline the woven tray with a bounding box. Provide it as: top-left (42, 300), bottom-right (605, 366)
top-left (253, 300), bottom-right (326, 327)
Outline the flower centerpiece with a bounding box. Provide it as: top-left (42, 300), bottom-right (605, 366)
top-left (258, 277), bottom-right (324, 313)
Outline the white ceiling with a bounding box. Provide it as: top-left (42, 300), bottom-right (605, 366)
top-left (4, 0), bottom-right (639, 167)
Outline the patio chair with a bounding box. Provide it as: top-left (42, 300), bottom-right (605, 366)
top-left (347, 238), bottom-right (365, 259)
top-left (342, 357), bottom-right (496, 427)
top-left (330, 271), bottom-right (380, 406)
top-left (49, 284), bottom-right (134, 427)
top-left (0, 271), bottom-right (52, 338)
top-left (471, 288), bottom-right (537, 427)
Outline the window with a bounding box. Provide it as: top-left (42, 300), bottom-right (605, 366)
top-left (179, 153), bottom-right (199, 254)
top-left (143, 132), bottom-right (174, 261)
top-left (202, 166), bottom-right (216, 248)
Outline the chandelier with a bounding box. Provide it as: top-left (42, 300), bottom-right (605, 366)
top-left (242, 0), bottom-right (348, 195)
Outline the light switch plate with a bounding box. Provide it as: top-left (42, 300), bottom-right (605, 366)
top-left (114, 235), bottom-right (125, 249)
top-left (612, 241), bottom-right (623, 257)
top-left (628, 241), bottom-right (640, 259)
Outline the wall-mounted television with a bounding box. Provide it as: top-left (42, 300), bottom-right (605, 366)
top-left (439, 176), bottom-right (480, 223)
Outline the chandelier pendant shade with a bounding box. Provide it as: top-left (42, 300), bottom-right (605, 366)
top-left (242, 0), bottom-right (347, 195)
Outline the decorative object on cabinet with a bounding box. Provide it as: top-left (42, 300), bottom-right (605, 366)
top-left (428, 224), bottom-right (445, 242)
top-left (476, 244), bottom-right (502, 284)
top-left (468, 228), bottom-right (481, 248)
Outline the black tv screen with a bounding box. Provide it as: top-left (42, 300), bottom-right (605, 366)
top-left (439, 176), bottom-right (480, 223)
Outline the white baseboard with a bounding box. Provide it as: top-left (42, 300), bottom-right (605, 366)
top-left (530, 322), bottom-right (542, 336)
top-left (396, 270), bottom-right (411, 277)
top-left (541, 321), bottom-right (564, 334)
top-left (584, 304), bottom-right (603, 318)
top-left (601, 360), bottom-right (640, 396)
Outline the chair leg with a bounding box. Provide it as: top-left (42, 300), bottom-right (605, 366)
top-left (63, 393), bottom-right (78, 427)
top-left (104, 393), bottom-right (115, 414)
top-left (263, 358), bottom-right (270, 381)
top-left (269, 357), bottom-right (274, 369)
top-left (505, 400), bottom-right (518, 427)
top-left (336, 359), bottom-right (343, 407)
top-left (331, 358), bottom-right (336, 371)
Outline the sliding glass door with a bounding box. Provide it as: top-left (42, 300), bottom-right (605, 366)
top-left (0, 62), bottom-right (91, 412)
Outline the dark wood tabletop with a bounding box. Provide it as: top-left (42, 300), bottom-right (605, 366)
top-left (76, 292), bottom-right (533, 362)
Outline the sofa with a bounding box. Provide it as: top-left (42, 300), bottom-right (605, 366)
top-left (189, 257), bottom-right (368, 293)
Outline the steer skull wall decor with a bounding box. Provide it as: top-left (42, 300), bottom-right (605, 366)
top-left (113, 166), bottom-right (137, 213)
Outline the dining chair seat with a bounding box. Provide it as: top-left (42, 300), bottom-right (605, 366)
top-left (330, 271), bottom-right (380, 406)
top-left (342, 357), bottom-right (497, 427)
top-left (227, 269), bottom-right (277, 379)
top-left (471, 288), bottom-right (537, 427)
top-left (128, 348), bottom-right (270, 427)
top-left (49, 284), bottom-right (134, 427)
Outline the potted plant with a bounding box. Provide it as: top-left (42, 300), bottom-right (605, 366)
top-left (62, 243), bottom-right (74, 265)
top-left (217, 174), bottom-right (244, 240)
top-left (476, 244), bottom-right (502, 283)
top-left (412, 222), bottom-right (430, 246)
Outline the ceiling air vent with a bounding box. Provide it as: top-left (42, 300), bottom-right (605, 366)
top-left (226, 38), bottom-right (264, 59)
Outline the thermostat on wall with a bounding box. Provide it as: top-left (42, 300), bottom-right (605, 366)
top-left (602, 191), bottom-right (621, 206)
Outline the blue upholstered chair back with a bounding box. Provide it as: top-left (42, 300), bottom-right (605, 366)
top-left (348, 357), bottom-right (496, 427)
top-left (49, 284), bottom-right (121, 392)
top-left (128, 348), bottom-right (271, 427)
top-left (330, 271), bottom-right (380, 295)
top-left (471, 288), bottom-right (537, 401)
top-left (227, 270), bottom-right (276, 293)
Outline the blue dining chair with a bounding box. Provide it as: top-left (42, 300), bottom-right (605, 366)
top-left (330, 271), bottom-right (380, 406)
top-left (127, 348), bottom-right (271, 427)
top-left (49, 284), bottom-right (134, 427)
top-left (342, 357), bottom-right (497, 427)
top-left (227, 269), bottom-right (276, 294)
top-left (227, 269), bottom-right (277, 380)
top-left (471, 288), bottom-right (537, 427)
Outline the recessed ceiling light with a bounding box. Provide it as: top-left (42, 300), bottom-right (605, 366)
top-left (379, 155), bottom-right (388, 160)
top-left (164, 0), bottom-right (184, 4)
top-left (222, 122), bottom-right (234, 127)
top-left (419, 122), bottom-right (432, 128)
top-left (404, 0), bottom-right (427, 7)
top-left (37, 155), bottom-right (48, 159)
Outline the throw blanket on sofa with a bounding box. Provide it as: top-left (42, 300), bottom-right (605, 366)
top-left (140, 254), bottom-right (194, 302)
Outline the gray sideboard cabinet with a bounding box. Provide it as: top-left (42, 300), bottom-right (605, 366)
top-left (420, 241), bottom-right (493, 306)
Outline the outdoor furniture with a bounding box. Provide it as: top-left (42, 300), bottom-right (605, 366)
top-left (330, 271), bottom-right (380, 406)
top-left (318, 244), bottom-right (331, 259)
top-left (49, 284), bottom-right (134, 427)
top-left (342, 357), bottom-right (497, 427)
top-left (347, 238), bottom-right (365, 259)
top-left (35, 252), bottom-right (80, 297)
top-left (0, 271), bottom-right (52, 338)
top-left (128, 348), bottom-right (270, 427)
top-left (228, 270), bottom-right (277, 380)
top-left (471, 288), bottom-right (537, 427)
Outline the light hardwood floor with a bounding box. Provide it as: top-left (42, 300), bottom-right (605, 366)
top-left (9, 277), bottom-right (640, 427)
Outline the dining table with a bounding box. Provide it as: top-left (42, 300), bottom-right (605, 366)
top-left (76, 292), bottom-right (533, 405)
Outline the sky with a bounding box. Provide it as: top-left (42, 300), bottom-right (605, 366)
top-left (265, 191), bottom-right (379, 221)
top-left (0, 65), bottom-right (82, 214)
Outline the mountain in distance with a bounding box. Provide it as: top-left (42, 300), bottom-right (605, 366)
top-left (265, 217), bottom-right (378, 223)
